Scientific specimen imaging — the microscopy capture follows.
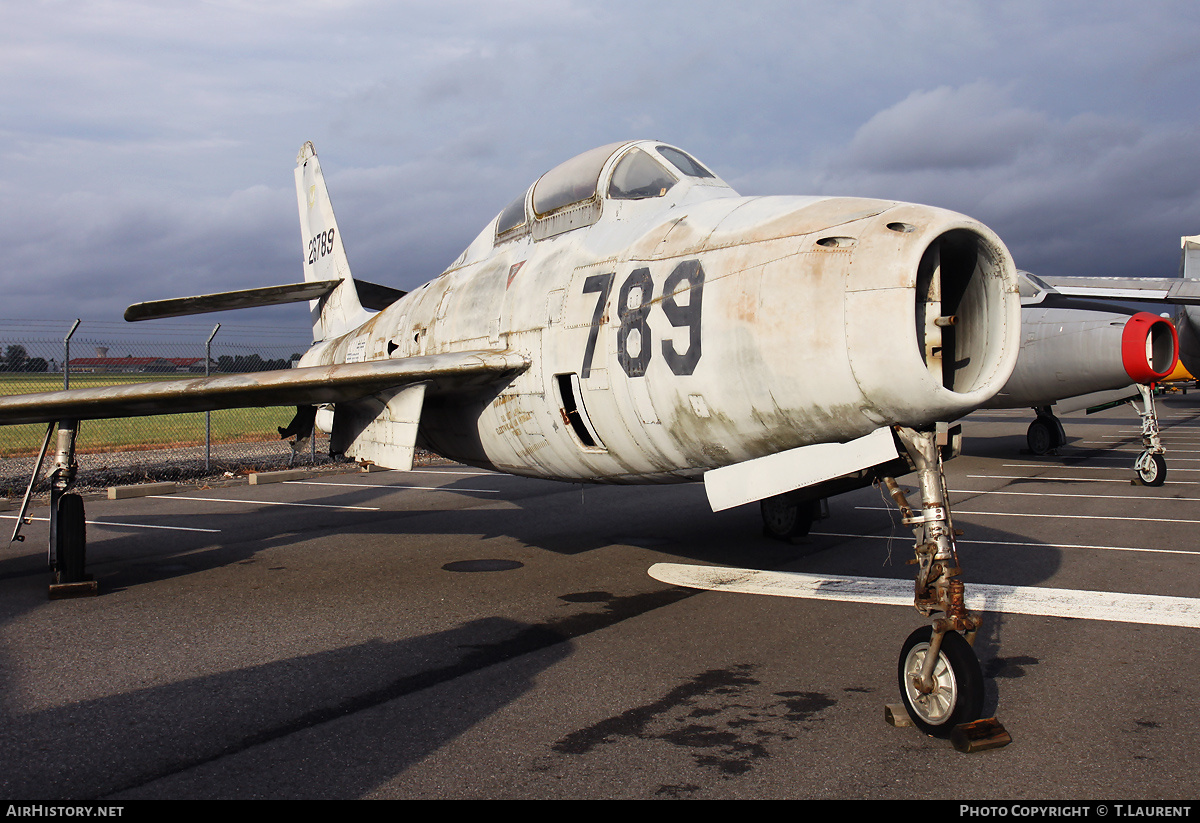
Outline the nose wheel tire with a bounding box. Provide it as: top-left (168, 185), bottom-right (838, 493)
top-left (898, 626), bottom-right (984, 737)
top-left (1133, 452), bottom-right (1166, 487)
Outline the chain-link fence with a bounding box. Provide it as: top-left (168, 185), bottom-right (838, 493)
top-left (0, 319), bottom-right (335, 497)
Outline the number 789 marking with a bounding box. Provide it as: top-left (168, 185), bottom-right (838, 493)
top-left (580, 260), bottom-right (704, 378)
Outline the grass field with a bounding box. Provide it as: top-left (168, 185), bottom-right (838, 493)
top-left (0, 372), bottom-right (292, 456)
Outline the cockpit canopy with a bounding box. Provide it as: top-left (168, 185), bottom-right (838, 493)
top-left (533, 142), bottom-right (624, 217)
top-left (494, 140), bottom-right (727, 243)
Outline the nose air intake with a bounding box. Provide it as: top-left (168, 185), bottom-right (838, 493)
top-left (915, 228), bottom-right (1012, 396)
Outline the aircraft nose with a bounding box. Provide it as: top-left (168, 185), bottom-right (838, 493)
top-left (843, 207), bottom-right (1022, 425)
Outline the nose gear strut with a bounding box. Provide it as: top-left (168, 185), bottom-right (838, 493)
top-left (884, 426), bottom-right (983, 736)
top-left (1130, 384), bottom-right (1167, 486)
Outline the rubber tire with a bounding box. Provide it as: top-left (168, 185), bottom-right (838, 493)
top-left (760, 492), bottom-right (817, 542)
top-left (1026, 419), bottom-right (1054, 455)
top-left (897, 626), bottom-right (984, 737)
top-left (1134, 452), bottom-right (1166, 487)
top-left (55, 493), bottom-right (87, 583)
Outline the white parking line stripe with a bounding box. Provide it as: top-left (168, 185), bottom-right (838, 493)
top-left (810, 531), bottom-right (1200, 557)
top-left (396, 469), bottom-right (499, 476)
top-left (283, 480), bottom-right (498, 492)
top-left (150, 495), bottom-right (379, 511)
top-left (1083, 441), bottom-right (1200, 452)
top-left (966, 474), bottom-right (1200, 484)
top-left (857, 505), bottom-right (1200, 525)
top-left (1000, 463), bottom-right (1119, 469)
top-left (951, 488), bottom-right (1200, 503)
top-left (1078, 455), bottom-right (1200, 462)
top-left (0, 514), bottom-right (220, 533)
top-left (1000, 463), bottom-right (1200, 472)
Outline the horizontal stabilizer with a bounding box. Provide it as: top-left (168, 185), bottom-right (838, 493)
top-left (702, 427), bottom-right (900, 512)
top-left (0, 350), bottom-right (528, 425)
top-left (124, 280), bottom-right (342, 322)
top-left (355, 279), bottom-right (408, 311)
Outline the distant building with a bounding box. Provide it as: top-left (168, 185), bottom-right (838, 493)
top-left (67, 357), bottom-right (210, 374)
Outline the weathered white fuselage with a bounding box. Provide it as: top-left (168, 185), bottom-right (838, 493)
top-left (301, 141), bottom-right (1020, 483)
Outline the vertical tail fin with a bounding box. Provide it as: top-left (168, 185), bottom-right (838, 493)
top-left (295, 142), bottom-right (370, 342)
top-left (1175, 235), bottom-right (1200, 377)
top-left (1182, 235), bottom-right (1200, 280)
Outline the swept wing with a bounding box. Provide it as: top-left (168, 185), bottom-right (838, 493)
top-left (0, 350), bottom-right (527, 426)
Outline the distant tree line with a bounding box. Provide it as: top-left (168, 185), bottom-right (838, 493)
top-left (0, 345), bottom-right (303, 374)
top-left (1, 345), bottom-right (49, 373)
top-left (216, 353), bottom-right (303, 373)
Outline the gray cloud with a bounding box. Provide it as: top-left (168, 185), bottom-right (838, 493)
top-left (843, 83), bottom-right (1048, 172)
top-left (807, 80), bottom-right (1200, 278)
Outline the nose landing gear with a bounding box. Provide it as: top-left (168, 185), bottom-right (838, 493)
top-left (886, 426), bottom-right (985, 738)
top-left (1130, 384), bottom-right (1166, 487)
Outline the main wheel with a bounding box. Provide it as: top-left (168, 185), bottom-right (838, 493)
top-left (760, 492), bottom-right (818, 542)
top-left (1026, 419), bottom-right (1054, 455)
top-left (54, 493), bottom-right (87, 583)
top-left (897, 626), bottom-right (984, 737)
top-left (1133, 452), bottom-right (1166, 487)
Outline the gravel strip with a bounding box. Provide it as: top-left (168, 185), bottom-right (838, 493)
top-left (0, 435), bottom-right (449, 501)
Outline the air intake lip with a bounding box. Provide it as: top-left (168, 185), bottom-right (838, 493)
top-left (1122, 312), bottom-right (1179, 383)
top-left (915, 227), bottom-right (1012, 397)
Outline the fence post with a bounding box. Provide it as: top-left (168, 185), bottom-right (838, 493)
top-left (62, 319), bottom-right (80, 390)
top-left (205, 324), bottom-right (220, 471)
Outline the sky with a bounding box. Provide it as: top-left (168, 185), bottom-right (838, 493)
top-left (3, 0), bottom-right (1200, 348)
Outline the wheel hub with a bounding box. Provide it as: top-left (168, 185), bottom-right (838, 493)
top-left (903, 643), bottom-right (958, 723)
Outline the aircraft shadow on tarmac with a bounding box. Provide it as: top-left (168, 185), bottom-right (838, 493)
top-left (0, 464), bottom-right (1077, 797)
top-left (0, 615), bottom-right (572, 799)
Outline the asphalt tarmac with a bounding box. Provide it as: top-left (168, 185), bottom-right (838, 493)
top-left (3, 395), bottom-right (1200, 800)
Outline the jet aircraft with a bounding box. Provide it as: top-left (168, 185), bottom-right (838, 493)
top-left (986, 294), bottom-right (1178, 485)
top-left (0, 140), bottom-right (1025, 737)
top-left (997, 240), bottom-right (1200, 485)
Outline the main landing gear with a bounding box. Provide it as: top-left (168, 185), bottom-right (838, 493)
top-left (760, 492), bottom-right (826, 542)
top-left (279, 405), bottom-right (318, 467)
top-left (1025, 406), bottom-right (1065, 456)
top-left (883, 426), bottom-right (984, 737)
top-left (9, 420), bottom-right (96, 598)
